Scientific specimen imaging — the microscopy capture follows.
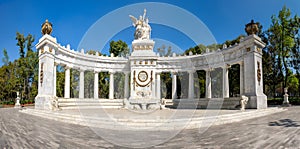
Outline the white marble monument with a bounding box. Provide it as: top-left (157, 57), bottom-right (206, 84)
top-left (35, 15), bottom-right (268, 111)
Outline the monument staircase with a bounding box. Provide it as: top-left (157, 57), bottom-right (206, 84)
top-left (57, 98), bottom-right (124, 109)
top-left (21, 107), bottom-right (286, 130)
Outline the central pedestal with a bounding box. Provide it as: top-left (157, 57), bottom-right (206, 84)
top-left (127, 39), bottom-right (160, 110)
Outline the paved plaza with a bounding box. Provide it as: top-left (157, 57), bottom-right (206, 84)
top-left (0, 106), bottom-right (299, 148)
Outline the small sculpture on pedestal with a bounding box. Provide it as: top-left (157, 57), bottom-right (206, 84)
top-left (240, 95), bottom-right (249, 111)
top-left (14, 92), bottom-right (21, 108)
top-left (51, 96), bottom-right (61, 111)
top-left (282, 87), bottom-right (291, 107)
top-left (41, 19), bottom-right (53, 35)
top-left (245, 20), bottom-right (259, 35)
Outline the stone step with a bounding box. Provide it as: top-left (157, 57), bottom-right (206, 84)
top-left (60, 105), bottom-right (123, 109)
top-left (57, 98), bottom-right (124, 109)
top-left (58, 102), bottom-right (123, 106)
top-left (20, 107), bottom-right (286, 131)
top-left (58, 98), bottom-right (123, 103)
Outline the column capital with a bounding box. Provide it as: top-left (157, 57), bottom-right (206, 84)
top-left (109, 70), bottom-right (115, 74)
top-left (187, 70), bottom-right (196, 74)
top-left (79, 68), bottom-right (86, 72)
top-left (93, 70), bottom-right (99, 74)
top-left (123, 71), bottom-right (130, 75)
top-left (205, 68), bottom-right (214, 72)
top-left (171, 71), bottom-right (178, 75)
top-left (238, 61), bottom-right (244, 65)
top-left (223, 63), bottom-right (231, 69)
top-left (54, 62), bottom-right (59, 66)
top-left (64, 65), bottom-right (71, 70)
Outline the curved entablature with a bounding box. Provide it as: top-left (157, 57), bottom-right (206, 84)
top-left (156, 34), bottom-right (265, 72)
top-left (36, 34), bottom-right (264, 73)
top-left (36, 34), bottom-right (129, 72)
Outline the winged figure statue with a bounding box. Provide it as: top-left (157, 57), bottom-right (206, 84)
top-left (129, 9), bottom-right (151, 40)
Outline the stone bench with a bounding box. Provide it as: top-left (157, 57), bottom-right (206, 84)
top-left (173, 96), bottom-right (249, 110)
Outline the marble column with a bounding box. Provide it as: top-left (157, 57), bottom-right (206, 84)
top-left (79, 70), bottom-right (85, 99)
top-left (94, 71), bottom-right (99, 99)
top-left (53, 63), bottom-right (57, 96)
top-left (223, 66), bottom-right (230, 98)
top-left (188, 71), bottom-right (195, 99)
top-left (152, 72), bottom-right (156, 99)
top-left (64, 67), bottom-right (70, 98)
top-left (240, 62), bottom-right (244, 96)
top-left (172, 72), bottom-right (177, 99)
top-left (156, 72), bottom-right (161, 99)
top-left (109, 71), bottom-right (114, 99)
top-left (124, 72), bottom-right (129, 99)
top-left (205, 69), bottom-right (212, 98)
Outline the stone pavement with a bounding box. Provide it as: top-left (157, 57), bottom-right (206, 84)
top-left (0, 106), bottom-right (299, 148)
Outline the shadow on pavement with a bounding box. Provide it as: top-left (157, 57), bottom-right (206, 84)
top-left (269, 119), bottom-right (300, 127)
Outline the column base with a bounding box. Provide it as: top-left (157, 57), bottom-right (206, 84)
top-left (247, 94), bottom-right (267, 109)
top-left (35, 95), bottom-right (60, 110)
top-left (282, 103), bottom-right (292, 107)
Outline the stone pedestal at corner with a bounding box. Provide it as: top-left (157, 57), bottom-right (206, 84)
top-left (35, 35), bottom-right (58, 110)
top-left (242, 35), bottom-right (268, 109)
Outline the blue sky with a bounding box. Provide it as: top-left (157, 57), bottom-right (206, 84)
top-left (0, 0), bottom-right (300, 66)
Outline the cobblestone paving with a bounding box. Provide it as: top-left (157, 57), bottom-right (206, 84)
top-left (0, 106), bottom-right (299, 148)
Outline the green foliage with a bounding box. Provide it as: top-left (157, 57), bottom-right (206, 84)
top-left (20, 99), bottom-right (34, 104)
top-left (70, 69), bottom-right (79, 98)
top-left (287, 74), bottom-right (299, 96)
top-left (114, 73), bottom-right (125, 99)
top-left (99, 72), bottom-right (109, 98)
top-left (84, 71), bottom-right (94, 98)
top-left (56, 66), bottom-right (65, 97)
top-left (2, 49), bottom-right (9, 65)
top-left (195, 70), bottom-right (205, 98)
top-left (264, 6), bottom-right (300, 97)
top-left (109, 40), bottom-right (129, 57)
top-left (229, 64), bottom-right (240, 97)
top-left (16, 32), bottom-right (26, 58)
top-left (0, 32), bottom-right (38, 102)
top-left (161, 72), bottom-right (172, 99)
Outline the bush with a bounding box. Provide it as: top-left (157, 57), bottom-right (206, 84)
top-left (20, 99), bottom-right (35, 104)
top-left (268, 97), bottom-right (300, 105)
top-left (0, 100), bottom-right (15, 105)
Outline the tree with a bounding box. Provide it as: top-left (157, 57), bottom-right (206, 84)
top-left (287, 73), bottom-right (298, 96)
top-left (229, 64), bottom-right (240, 97)
top-left (184, 44), bottom-right (206, 55)
top-left (16, 32), bottom-right (26, 58)
top-left (2, 49), bottom-right (9, 66)
top-left (157, 45), bottom-right (172, 56)
top-left (109, 40), bottom-right (129, 57)
top-left (14, 32), bottom-right (37, 100)
top-left (265, 6), bottom-right (300, 96)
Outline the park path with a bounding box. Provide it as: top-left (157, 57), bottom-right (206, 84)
top-left (0, 107), bottom-right (299, 148)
